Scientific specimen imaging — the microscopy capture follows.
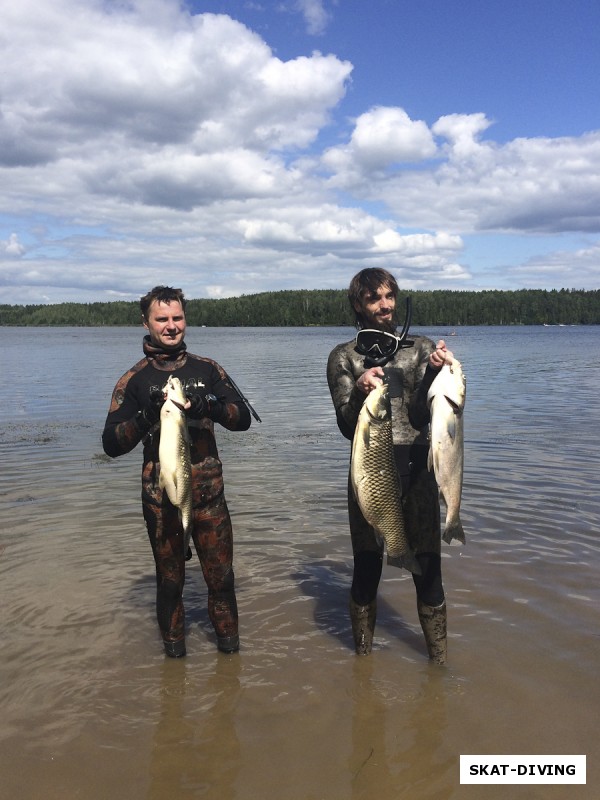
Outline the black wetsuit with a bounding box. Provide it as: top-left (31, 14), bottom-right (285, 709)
top-left (102, 337), bottom-right (251, 649)
top-left (327, 334), bottom-right (444, 608)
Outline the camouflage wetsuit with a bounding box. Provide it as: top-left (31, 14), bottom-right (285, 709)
top-left (102, 337), bottom-right (251, 652)
top-left (326, 334), bottom-right (444, 608)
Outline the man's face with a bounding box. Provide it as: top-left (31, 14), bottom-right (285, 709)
top-left (355, 283), bottom-right (397, 330)
top-left (143, 300), bottom-right (187, 349)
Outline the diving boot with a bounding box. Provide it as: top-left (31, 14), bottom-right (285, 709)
top-left (217, 634), bottom-right (240, 654)
top-left (349, 597), bottom-right (377, 655)
top-left (209, 585), bottom-right (239, 654)
top-left (163, 638), bottom-right (186, 658)
top-left (417, 599), bottom-right (447, 665)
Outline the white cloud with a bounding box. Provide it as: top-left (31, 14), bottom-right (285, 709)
top-left (372, 230), bottom-right (462, 254)
top-left (296, 0), bottom-right (331, 35)
top-left (326, 110), bottom-right (600, 238)
top-left (506, 240), bottom-right (600, 288)
top-left (1, 2), bottom-right (351, 172)
top-left (432, 112), bottom-right (493, 160)
top-left (0, 0), bottom-right (599, 303)
top-left (323, 106), bottom-right (437, 176)
top-left (2, 233), bottom-right (26, 257)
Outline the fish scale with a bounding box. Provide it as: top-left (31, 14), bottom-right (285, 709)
top-left (351, 382), bottom-right (421, 574)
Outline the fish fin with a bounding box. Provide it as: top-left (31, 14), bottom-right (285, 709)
top-left (446, 411), bottom-right (456, 441)
top-left (442, 519), bottom-right (466, 545)
top-left (178, 509), bottom-right (193, 556)
top-left (444, 393), bottom-right (463, 412)
top-left (159, 474), bottom-right (179, 509)
top-left (360, 424), bottom-right (371, 449)
top-left (386, 550), bottom-right (422, 576)
top-left (372, 529), bottom-right (384, 549)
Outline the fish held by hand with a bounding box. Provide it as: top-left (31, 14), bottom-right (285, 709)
top-left (427, 359), bottom-right (466, 544)
top-left (351, 383), bottom-right (421, 574)
top-left (158, 375), bottom-right (193, 555)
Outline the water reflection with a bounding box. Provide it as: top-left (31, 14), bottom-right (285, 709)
top-left (349, 660), bottom-right (453, 800)
top-left (290, 559), bottom-right (429, 659)
top-left (148, 657), bottom-right (242, 800)
top-left (1, 325), bottom-right (599, 799)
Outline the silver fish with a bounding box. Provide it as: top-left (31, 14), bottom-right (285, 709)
top-left (158, 375), bottom-right (193, 555)
top-left (427, 359), bottom-right (466, 544)
top-left (351, 382), bottom-right (421, 574)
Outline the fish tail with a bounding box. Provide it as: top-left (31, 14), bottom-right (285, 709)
top-left (442, 518), bottom-right (466, 545)
top-left (179, 512), bottom-right (193, 557)
top-left (386, 550), bottom-right (422, 576)
top-left (179, 510), bottom-right (192, 534)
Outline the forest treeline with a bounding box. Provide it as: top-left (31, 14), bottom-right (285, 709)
top-left (1, 288), bottom-right (599, 327)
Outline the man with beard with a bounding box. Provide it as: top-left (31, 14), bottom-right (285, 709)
top-left (102, 286), bottom-right (251, 658)
top-left (327, 268), bottom-right (453, 663)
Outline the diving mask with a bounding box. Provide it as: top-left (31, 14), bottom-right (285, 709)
top-left (355, 329), bottom-right (402, 360)
top-left (355, 296), bottom-right (413, 367)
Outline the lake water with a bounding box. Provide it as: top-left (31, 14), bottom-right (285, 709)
top-left (0, 325), bottom-right (598, 799)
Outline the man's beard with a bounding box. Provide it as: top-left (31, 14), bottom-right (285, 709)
top-left (365, 313), bottom-right (398, 334)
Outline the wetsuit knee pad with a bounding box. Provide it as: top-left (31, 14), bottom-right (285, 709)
top-left (205, 564), bottom-right (235, 595)
top-left (411, 552), bottom-right (444, 607)
top-left (351, 551), bottom-right (383, 606)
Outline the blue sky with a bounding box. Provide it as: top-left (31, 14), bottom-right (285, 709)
top-left (1, 0), bottom-right (599, 304)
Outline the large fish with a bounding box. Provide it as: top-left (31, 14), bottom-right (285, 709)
top-left (351, 382), bottom-right (421, 574)
top-left (158, 375), bottom-right (193, 555)
top-left (427, 359), bottom-right (466, 544)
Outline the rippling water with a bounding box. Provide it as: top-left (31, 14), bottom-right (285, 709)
top-left (1, 325), bottom-right (598, 799)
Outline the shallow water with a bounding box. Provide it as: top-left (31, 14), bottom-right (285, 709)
top-left (1, 325), bottom-right (598, 799)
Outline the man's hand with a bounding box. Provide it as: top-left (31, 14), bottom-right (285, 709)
top-left (356, 366), bottom-right (385, 395)
top-left (143, 387), bottom-right (165, 423)
top-left (135, 388), bottom-right (165, 433)
top-left (186, 392), bottom-right (226, 422)
top-left (429, 339), bottom-right (454, 370)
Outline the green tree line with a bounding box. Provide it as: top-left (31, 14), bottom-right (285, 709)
top-left (1, 288), bottom-right (599, 327)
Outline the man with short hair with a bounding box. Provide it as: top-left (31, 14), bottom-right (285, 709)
top-left (327, 268), bottom-right (453, 663)
top-left (103, 286), bottom-right (251, 657)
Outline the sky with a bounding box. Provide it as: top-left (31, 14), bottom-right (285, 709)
top-left (2, 0), bottom-right (600, 305)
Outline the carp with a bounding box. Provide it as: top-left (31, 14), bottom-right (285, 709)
top-left (351, 382), bottom-right (421, 574)
top-left (427, 359), bottom-right (466, 544)
top-left (158, 375), bottom-right (193, 555)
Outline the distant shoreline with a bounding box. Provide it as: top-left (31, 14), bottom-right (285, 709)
top-left (1, 288), bottom-right (599, 327)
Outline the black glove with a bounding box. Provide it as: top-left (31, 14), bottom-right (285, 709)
top-left (186, 392), bottom-right (226, 423)
top-left (134, 388), bottom-right (165, 433)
